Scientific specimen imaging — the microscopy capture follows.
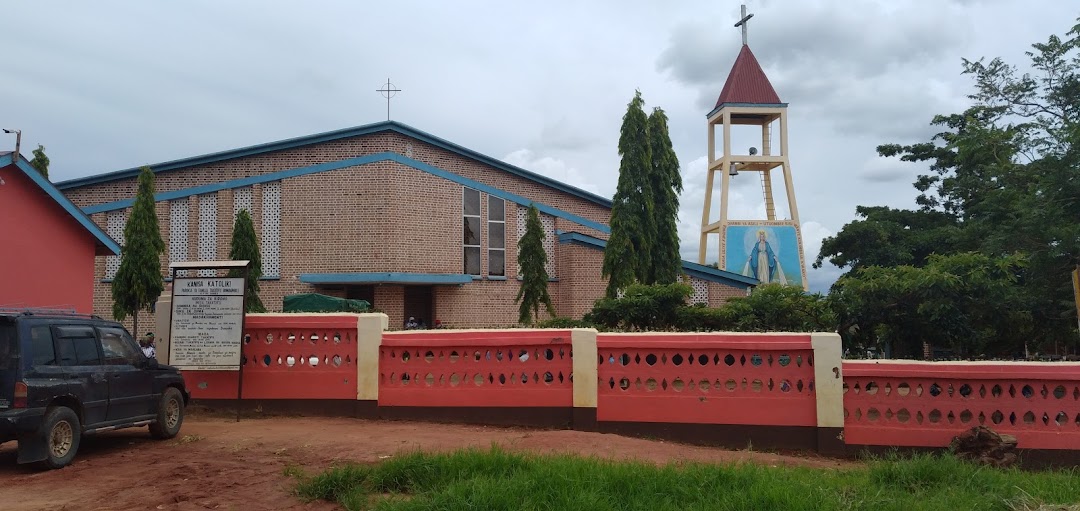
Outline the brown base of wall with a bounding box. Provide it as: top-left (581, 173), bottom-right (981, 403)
top-left (817, 427), bottom-right (846, 456)
top-left (598, 421), bottom-right (819, 451)
top-left (378, 406), bottom-right (572, 429)
top-left (573, 407), bottom-right (598, 432)
top-left (843, 443), bottom-right (1080, 470)
top-left (191, 398), bottom-right (370, 418)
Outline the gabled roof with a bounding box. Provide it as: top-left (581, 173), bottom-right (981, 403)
top-left (54, 121), bottom-right (613, 209)
top-left (713, 44), bottom-right (783, 109)
top-left (556, 231), bottom-right (759, 289)
top-left (0, 153), bottom-right (120, 255)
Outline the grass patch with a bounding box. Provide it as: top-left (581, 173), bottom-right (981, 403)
top-left (295, 448), bottom-right (1080, 511)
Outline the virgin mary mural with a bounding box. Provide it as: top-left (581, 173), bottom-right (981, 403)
top-left (743, 229), bottom-right (787, 285)
top-left (724, 225), bottom-right (802, 288)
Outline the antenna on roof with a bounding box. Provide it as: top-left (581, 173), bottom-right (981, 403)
top-left (734, 4), bottom-right (754, 46)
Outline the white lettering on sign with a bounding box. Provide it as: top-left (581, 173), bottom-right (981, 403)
top-left (168, 277), bottom-right (246, 371)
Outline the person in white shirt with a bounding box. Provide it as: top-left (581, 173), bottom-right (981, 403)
top-left (140, 333), bottom-right (157, 359)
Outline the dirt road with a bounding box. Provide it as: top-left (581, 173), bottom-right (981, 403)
top-left (0, 414), bottom-right (847, 510)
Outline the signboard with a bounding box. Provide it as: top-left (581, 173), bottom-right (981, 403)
top-left (168, 277), bottom-right (246, 371)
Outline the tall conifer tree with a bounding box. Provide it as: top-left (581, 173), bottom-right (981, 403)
top-left (515, 204), bottom-right (555, 324)
top-left (112, 166), bottom-right (165, 336)
top-left (29, 145), bottom-right (49, 180)
top-left (603, 90), bottom-right (655, 296)
top-left (647, 107), bottom-right (683, 284)
top-left (227, 209), bottom-right (266, 313)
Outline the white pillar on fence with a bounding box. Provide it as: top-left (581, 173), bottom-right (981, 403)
top-left (571, 328), bottom-right (598, 409)
top-left (357, 313), bottom-right (388, 401)
top-left (811, 332), bottom-right (844, 429)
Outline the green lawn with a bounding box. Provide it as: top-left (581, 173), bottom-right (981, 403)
top-left (295, 447), bottom-right (1080, 511)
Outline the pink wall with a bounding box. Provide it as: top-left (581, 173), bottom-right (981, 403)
top-left (380, 330), bottom-right (574, 407)
top-left (597, 333), bottom-right (818, 427)
top-left (843, 361), bottom-right (1080, 450)
top-left (0, 165), bottom-right (97, 313)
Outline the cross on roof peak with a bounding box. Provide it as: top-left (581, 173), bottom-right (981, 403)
top-left (734, 4), bottom-right (754, 46)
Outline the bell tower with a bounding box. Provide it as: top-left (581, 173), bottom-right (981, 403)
top-left (698, 5), bottom-right (807, 290)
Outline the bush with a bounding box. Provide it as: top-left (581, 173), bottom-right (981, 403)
top-left (584, 283), bottom-right (692, 331)
top-left (534, 317), bottom-right (596, 329)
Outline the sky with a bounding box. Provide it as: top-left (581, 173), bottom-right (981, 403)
top-left (3, 1), bottom-right (1076, 292)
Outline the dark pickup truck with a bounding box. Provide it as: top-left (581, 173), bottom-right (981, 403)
top-left (0, 311), bottom-right (189, 469)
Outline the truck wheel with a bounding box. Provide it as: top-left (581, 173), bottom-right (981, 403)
top-left (34, 406), bottom-right (81, 470)
top-left (149, 387), bottom-right (185, 439)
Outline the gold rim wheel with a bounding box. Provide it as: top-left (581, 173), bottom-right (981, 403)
top-left (165, 398), bottom-right (180, 429)
top-left (50, 420), bottom-right (73, 459)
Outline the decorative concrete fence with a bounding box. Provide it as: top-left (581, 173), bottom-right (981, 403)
top-left (178, 313), bottom-right (1079, 461)
top-left (843, 361), bottom-right (1080, 451)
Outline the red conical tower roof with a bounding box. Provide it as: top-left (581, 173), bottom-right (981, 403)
top-left (714, 44), bottom-right (782, 108)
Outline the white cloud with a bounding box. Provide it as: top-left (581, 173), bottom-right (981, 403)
top-left (502, 149), bottom-right (602, 195)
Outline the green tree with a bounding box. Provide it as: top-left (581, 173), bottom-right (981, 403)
top-left (647, 107), bottom-right (683, 284)
top-left (603, 90), bottom-right (655, 297)
top-left (831, 253), bottom-right (1032, 359)
top-left (227, 209), bottom-right (266, 313)
top-left (112, 166), bottom-right (165, 336)
top-left (516, 204), bottom-right (555, 324)
top-left (29, 144), bottom-right (49, 179)
top-left (821, 19), bottom-right (1080, 355)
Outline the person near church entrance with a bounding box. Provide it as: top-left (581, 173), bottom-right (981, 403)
top-left (140, 332), bottom-right (157, 359)
top-left (405, 317), bottom-right (419, 329)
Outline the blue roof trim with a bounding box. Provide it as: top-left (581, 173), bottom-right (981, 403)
top-left (80, 152), bottom-right (612, 235)
top-left (54, 121), bottom-right (613, 209)
top-left (1, 153), bottom-right (120, 255)
top-left (706, 102), bottom-right (788, 119)
top-left (298, 272), bottom-right (474, 285)
top-left (384, 153), bottom-right (611, 234)
top-left (556, 231), bottom-right (757, 288)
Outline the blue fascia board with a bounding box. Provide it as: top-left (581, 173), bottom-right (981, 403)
top-left (55, 121), bottom-right (613, 210)
top-left (298, 272), bottom-right (474, 285)
top-left (706, 102), bottom-right (788, 119)
top-left (682, 260), bottom-right (759, 287)
top-left (1, 153), bottom-right (120, 255)
top-left (556, 231), bottom-right (756, 288)
top-left (80, 152), bottom-right (613, 235)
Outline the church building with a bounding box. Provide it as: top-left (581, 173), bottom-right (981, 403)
top-left (56, 122), bottom-right (757, 329)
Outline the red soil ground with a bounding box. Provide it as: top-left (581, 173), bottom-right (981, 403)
top-left (0, 414), bottom-right (849, 510)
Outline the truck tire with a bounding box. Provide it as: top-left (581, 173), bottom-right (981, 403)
top-left (34, 406), bottom-right (81, 470)
top-left (149, 387), bottom-right (185, 439)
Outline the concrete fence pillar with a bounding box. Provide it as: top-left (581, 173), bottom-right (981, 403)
top-left (356, 313), bottom-right (387, 415)
top-left (571, 328), bottom-right (599, 431)
top-left (811, 332), bottom-right (845, 454)
top-left (153, 284), bottom-right (173, 364)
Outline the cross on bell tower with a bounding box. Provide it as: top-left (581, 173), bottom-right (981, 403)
top-left (698, 4), bottom-right (808, 290)
top-left (734, 4), bottom-right (754, 45)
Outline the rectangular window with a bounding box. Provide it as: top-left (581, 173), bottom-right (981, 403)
top-left (0, 322), bottom-right (15, 370)
top-left (169, 198), bottom-right (189, 277)
top-left (463, 187), bottom-right (481, 276)
top-left (105, 210), bottom-right (126, 279)
top-left (55, 326), bottom-right (101, 366)
top-left (30, 326), bottom-right (56, 366)
top-left (98, 327), bottom-right (141, 365)
top-left (262, 181), bottom-right (281, 278)
top-left (197, 193), bottom-right (218, 277)
top-left (487, 196), bottom-right (505, 277)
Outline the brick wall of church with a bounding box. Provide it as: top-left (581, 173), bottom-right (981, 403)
top-left (70, 127), bottom-right (744, 329)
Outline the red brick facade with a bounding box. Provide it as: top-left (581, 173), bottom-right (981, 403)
top-left (61, 124), bottom-right (751, 329)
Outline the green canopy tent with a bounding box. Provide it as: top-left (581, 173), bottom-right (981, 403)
top-left (282, 293), bottom-right (371, 313)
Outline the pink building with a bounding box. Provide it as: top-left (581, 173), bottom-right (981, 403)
top-left (56, 122), bottom-right (757, 328)
top-left (0, 152), bottom-right (120, 313)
